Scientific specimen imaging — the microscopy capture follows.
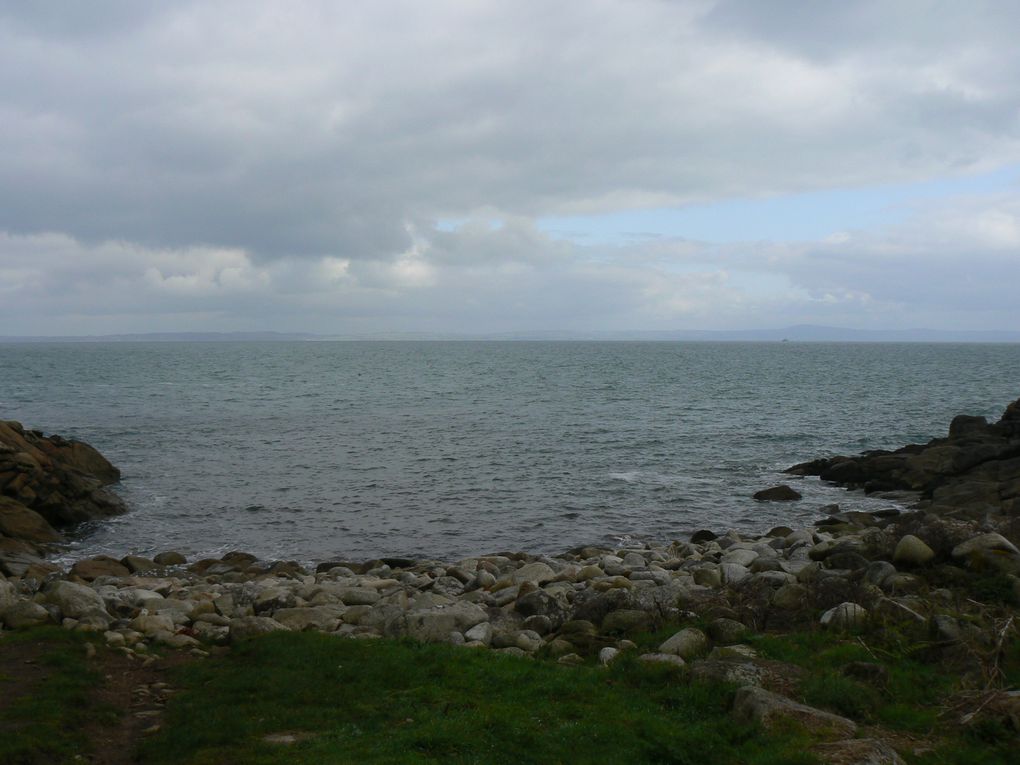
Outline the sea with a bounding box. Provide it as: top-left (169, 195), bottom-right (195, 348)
top-left (1, 341), bottom-right (1018, 565)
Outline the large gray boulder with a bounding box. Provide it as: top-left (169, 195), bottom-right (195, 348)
top-left (0, 578), bottom-right (17, 610)
top-left (952, 533), bottom-right (1020, 572)
top-left (1, 600), bottom-right (51, 629)
top-left (732, 686), bottom-right (857, 738)
top-left (658, 627), bottom-right (708, 659)
top-left (44, 580), bottom-right (108, 619)
top-left (404, 602), bottom-right (488, 642)
top-left (229, 616), bottom-right (290, 642)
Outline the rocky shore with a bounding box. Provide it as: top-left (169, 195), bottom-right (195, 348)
top-left (0, 420), bottom-right (125, 578)
top-left (2, 400), bottom-right (1020, 761)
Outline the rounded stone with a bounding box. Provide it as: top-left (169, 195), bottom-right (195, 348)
top-left (658, 627), bottom-right (708, 659)
top-left (893, 535), bottom-right (935, 566)
top-left (820, 602), bottom-right (868, 631)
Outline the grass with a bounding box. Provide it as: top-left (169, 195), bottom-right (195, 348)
top-left (140, 632), bottom-right (818, 765)
top-left (744, 626), bottom-right (1020, 765)
top-left (3, 618), bottom-right (1017, 764)
top-left (0, 627), bottom-right (104, 765)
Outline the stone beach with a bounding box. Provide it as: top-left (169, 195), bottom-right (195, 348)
top-left (3, 399), bottom-right (1020, 761)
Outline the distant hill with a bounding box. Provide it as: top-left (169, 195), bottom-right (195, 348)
top-left (1, 325), bottom-right (1018, 343)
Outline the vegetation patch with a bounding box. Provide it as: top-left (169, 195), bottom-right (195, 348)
top-left (141, 632), bottom-right (817, 765)
top-left (0, 627), bottom-right (105, 765)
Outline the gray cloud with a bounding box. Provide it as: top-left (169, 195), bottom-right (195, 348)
top-left (1, 1), bottom-right (1019, 333)
top-left (4, 2), bottom-right (1020, 254)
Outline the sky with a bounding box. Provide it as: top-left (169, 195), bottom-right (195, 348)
top-left (2, 0), bottom-right (1020, 336)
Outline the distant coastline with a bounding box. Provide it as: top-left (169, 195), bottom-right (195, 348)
top-left (3, 324), bottom-right (1020, 343)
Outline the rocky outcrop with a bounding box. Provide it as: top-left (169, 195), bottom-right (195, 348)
top-left (0, 420), bottom-right (125, 574)
top-left (787, 397), bottom-right (1020, 519)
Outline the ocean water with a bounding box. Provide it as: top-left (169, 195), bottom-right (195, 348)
top-left (1, 341), bottom-right (1018, 564)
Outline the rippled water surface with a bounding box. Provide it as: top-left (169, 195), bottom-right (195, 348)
top-left (1, 341), bottom-right (1018, 562)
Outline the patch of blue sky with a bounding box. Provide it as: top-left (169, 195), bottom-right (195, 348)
top-left (534, 163), bottom-right (1020, 245)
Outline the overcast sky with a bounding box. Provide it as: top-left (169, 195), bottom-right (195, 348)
top-left (2, 0), bottom-right (1019, 335)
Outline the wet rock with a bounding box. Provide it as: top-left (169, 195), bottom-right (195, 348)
top-left (753, 485), bottom-right (802, 502)
top-left (153, 551), bottom-right (187, 566)
top-left (120, 555), bottom-right (158, 574)
top-left (71, 556), bottom-right (130, 580)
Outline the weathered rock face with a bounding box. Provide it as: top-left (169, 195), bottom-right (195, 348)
top-left (787, 397), bottom-right (1020, 518)
top-left (0, 421), bottom-right (125, 557)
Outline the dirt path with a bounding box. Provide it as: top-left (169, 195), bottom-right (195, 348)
top-left (0, 636), bottom-right (195, 765)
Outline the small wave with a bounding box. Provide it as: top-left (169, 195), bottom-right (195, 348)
top-left (608, 471), bottom-right (641, 483)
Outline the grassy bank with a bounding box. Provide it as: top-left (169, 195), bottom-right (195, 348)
top-left (139, 633), bottom-right (814, 765)
top-left (3, 622), bottom-right (1018, 764)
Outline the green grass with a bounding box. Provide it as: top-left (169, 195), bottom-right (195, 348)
top-left (0, 627), bottom-right (104, 765)
top-left (747, 630), bottom-right (952, 734)
top-left (141, 632), bottom-right (818, 765)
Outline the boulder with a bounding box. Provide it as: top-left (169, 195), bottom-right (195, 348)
top-left (229, 616), bottom-right (290, 642)
top-left (0, 497), bottom-right (62, 543)
top-left (509, 562), bottom-right (557, 586)
top-left (0, 421), bottom-right (125, 529)
top-left (893, 535), bottom-right (935, 566)
top-left (0, 578), bottom-right (17, 610)
top-left (404, 602), bottom-right (488, 643)
top-left (121, 555), bottom-right (158, 574)
top-left (785, 397), bottom-right (1020, 517)
top-left (70, 556), bottom-right (130, 580)
top-left (820, 602), bottom-right (868, 631)
top-left (153, 551), bottom-right (187, 566)
top-left (1, 600), bottom-right (51, 629)
top-left (707, 617), bottom-right (748, 645)
top-left (273, 607), bottom-right (342, 632)
top-left (130, 613), bottom-right (177, 637)
top-left (658, 627), bottom-right (708, 659)
top-left (732, 686), bottom-right (857, 738)
top-left (44, 580), bottom-right (107, 619)
top-left (753, 485), bottom-right (802, 502)
top-left (600, 609), bottom-right (653, 635)
top-left (691, 659), bottom-right (767, 687)
top-left (951, 533), bottom-right (1020, 572)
